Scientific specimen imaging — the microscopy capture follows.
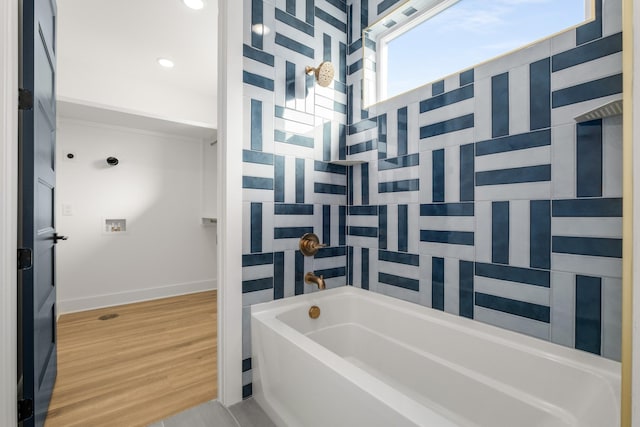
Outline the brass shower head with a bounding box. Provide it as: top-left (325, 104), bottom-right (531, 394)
top-left (305, 62), bottom-right (335, 87)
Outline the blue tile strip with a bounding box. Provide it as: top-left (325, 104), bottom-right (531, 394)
top-left (276, 8), bottom-right (314, 36)
top-left (306, 0), bottom-right (315, 25)
top-left (459, 143), bottom-right (474, 201)
top-left (377, 0), bottom-right (401, 14)
top-left (243, 44), bottom-right (274, 66)
top-left (476, 165), bottom-right (551, 186)
top-left (348, 246), bottom-right (354, 285)
top-left (339, 124), bottom-right (347, 160)
top-left (576, 119), bottom-right (603, 198)
top-left (315, 7), bottom-right (347, 32)
top-left (243, 176), bottom-right (273, 190)
top-left (316, 246), bottom-right (347, 258)
top-left (575, 275), bottom-right (602, 355)
top-left (275, 226), bottom-right (314, 239)
top-left (362, 163), bottom-right (370, 205)
top-left (576, 0), bottom-right (602, 45)
top-left (323, 205), bottom-right (331, 246)
top-left (243, 71), bottom-right (274, 91)
top-left (420, 230), bottom-right (474, 246)
top-left (530, 200), bottom-right (551, 269)
top-left (323, 121), bottom-right (331, 161)
top-left (475, 262), bottom-right (550, 287)
top-left (420, 203), bottom-right (474, 217)
top-left (475, 129), bottom-right (551, 156)
top-left (296, 158), bottom-right (305, 203)
top-left (378, 249), bottom-right (418, 266)
top-left (243, 277), bottom-right (273, 293)
top-left (419, 84), bottom-right (474, 113)
top-left (397, 107), bottom-right (408, 156)
top-left (316, 266), bottom-right (346, 278)
top-left (361, 248), bottom-right (369, 290)
top-left (553, 32), bottom-right (621, 72)
top-left (378, 114), bottom-right (387, 159)
top-left (274, 252), bottom-right (285, 299)
top-left (529, 58), bottom-right (551, 130)
top-left (243, 149), bottom-right (272, 165)
top-left (251, 0), bottom-right (263, 49)
top-left (315, 183), bottom-right (347, 195)
top-left (295, 250), bottom-right (304, 295)
top-left (432, 149), bottom-right (445, 203)
top-left (378, 153), bottom-right (419, 171)
top-left (420, 114), bottom-right (474, 139)
top-left (349, 226), bottom-right (378, 237)
top-left (242, 253), bottom-right (273, 267)
top-left (379, 272), bottom-right (419, 291)
top-left (286, 61), bottom-right (296, 103)
top-left (432, 257), bottom-right (445, 311)
top-left (251, 99), bottom-right (262, 151)
top-left (275, 204), bottom-right (313, 215)
top-left (552, 198), bottom-right (622, 217)
top-left (275, 33), bottom-right (315, 58)
top-left (552, 74), bottom-right (622, 108)
top-left (432, 80), bottom-right (444, 96)
top-left (349, 205), bottom-right (377, 215)
top-left (339, 206), bottom-right (346, 245)
top-left (459, 261), bottom-right (474, 319)
top-left (475, 293), bottom-right (550, 322)
top-left (379, 179), bottom-right (419, 193)
top-left (492, 201), bottom-right (509, 265)
top-left (274, 155), bottom-right (285, 202)
top-left (250, 203), bottom-right (262, 253)
top-left (460, 69), bottom-right (474, 86)
top-left (398, 205), bottom-right (408, 252)
top-left (286, 0), bottom-right (295, 15)
top-left (552, 236), bottom-right (622, 258)
top-left (379, 205), bottom-right (387, 249)
top-left (492, 72), bottom-right (509, 138)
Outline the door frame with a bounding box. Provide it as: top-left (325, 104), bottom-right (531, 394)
top-left (217, 0), bottom-right (244, 406)
top-left (0, 1), bottom-right (246, 424)
top-left (0, 0), bottom-right (19, 425)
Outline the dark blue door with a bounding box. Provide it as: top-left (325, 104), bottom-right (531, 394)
top-left (20, 0), bottom-right (58, 425)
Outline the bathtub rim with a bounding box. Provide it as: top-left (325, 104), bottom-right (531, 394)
top-left (251, 285), bottom-right (621, 425)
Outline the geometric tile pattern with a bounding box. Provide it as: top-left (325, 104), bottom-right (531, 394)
top-left (242, 0), bottom-right (349, 398)
top-left (242, 0), bottom-right (623, 399)
top-left (346, 0), bottom-right (623, 362)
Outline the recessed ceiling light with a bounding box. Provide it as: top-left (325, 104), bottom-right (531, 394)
top-left (182, 0), bottom-right (205, 10)
top-left (157, 58), bottom-right (175, 68)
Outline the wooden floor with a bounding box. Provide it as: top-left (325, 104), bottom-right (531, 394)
top-left (45, 291), bottom-right (217, 427)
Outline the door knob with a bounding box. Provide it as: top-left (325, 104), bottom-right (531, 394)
top-left (53, 233), bottom-right (68, 244)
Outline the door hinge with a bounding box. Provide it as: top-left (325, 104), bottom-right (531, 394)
top-left (17, 248), bottom-right (33, 270)
top-left (17, 399), bottom-right (33, 422)
top-left (18, 88), bottom-right (33, 111)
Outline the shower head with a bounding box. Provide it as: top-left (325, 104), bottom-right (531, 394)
top-left (305, 62), bottom-right (335, 87)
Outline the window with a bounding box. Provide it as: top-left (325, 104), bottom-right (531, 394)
top-left (369, 0), bottom-right (589, 103)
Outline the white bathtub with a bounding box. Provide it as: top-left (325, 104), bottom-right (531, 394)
top-left (251, 286), bottom-right (620, 427)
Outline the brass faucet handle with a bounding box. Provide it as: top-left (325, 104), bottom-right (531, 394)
top-left (299, 233), bottom-right (327, 256)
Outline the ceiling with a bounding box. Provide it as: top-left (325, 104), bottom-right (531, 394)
top-left (57, 0), bottom-right (218, 127)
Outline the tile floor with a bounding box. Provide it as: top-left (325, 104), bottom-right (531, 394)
top-left (148, 398), bottom-right (277, 427)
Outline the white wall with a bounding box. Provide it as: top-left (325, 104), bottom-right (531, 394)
top-left (55, 119), bottom-right (217, 313)
top-left (0, 0), bottom-right (18, 423)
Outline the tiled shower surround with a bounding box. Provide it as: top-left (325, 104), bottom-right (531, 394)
top-left (241, 0), bottom-right (623, 397)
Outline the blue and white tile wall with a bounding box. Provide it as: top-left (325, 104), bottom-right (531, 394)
top-left (242, 0), bottom-right (349, 398)
top-left (346, 0), bottom-right (623, 361)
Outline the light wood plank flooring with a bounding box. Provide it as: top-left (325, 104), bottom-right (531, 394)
top-left (45, 291), bottom-right (217, 427)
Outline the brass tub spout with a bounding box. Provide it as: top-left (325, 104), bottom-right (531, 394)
top-left (305, 272), bottom-right (326, 290)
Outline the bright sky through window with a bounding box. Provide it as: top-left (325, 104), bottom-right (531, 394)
top-left (386, 0), bottom-right (587, 98)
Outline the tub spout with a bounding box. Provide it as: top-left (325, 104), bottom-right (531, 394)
top-left (305, 272), bottom-right (326, 290)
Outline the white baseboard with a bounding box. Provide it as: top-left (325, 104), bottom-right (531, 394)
top-left (57, 279), bottom-right (217, 314)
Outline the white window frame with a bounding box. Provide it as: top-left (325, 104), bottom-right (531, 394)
top-left (373, 0), bottom-right (593, 104)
